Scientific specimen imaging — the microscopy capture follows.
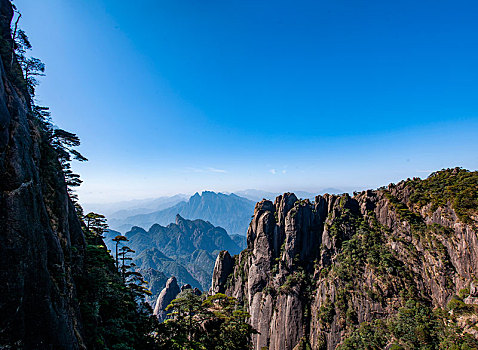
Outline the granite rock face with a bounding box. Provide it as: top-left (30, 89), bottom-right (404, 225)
top-left (0, 0), bottom-right (86, 348)
top-left (212, 176), bottom-right (478, 349)
top-left (153, 276), bottom-right (181, 322)
top-left (210, 250), bottom-right (235, 294)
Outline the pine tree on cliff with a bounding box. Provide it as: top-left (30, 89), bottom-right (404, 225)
top-left (1, 4), bottom-right (159, 348)
top-left (84, 212), bottom-right (108, 240)
top-left (113, 235), bottom-right (129, 269)
top-left (10, 15), bottom-right (87, 199)
top-left (118, 245), bottom-right (135, 282)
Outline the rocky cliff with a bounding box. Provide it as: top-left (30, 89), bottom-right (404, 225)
top-left (153, 277), bottom-right (203, 322)
top-left (0, 0), bottom-right (86, 348)
top-left (212, 168), bottom-right (478, 349)
top-left (153, 276), bottom-right (181, 322)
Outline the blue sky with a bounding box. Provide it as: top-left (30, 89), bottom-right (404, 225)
top-left (16, 0), bottom-right (478, 203)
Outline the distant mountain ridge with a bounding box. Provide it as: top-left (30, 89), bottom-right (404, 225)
top-left (127, 214), bottom-right (241, 257)
top-left (120, 215), bottom-right (242, 302)
top-left (86, 194), bottom-right (188, 218)
top-left (234, 188), bottom-right (343, 202)
top-left (109, 191), bottom-right (256, 235)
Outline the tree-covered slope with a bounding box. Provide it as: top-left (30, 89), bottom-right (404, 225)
top-left (134, 247), bottom-right (202, 298)
top-left (0, 0), bottom-right (86, 346)
top-left (212, 168), bottom-right (478, 350)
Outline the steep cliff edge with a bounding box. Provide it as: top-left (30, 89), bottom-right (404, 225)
top-left (0, 1), bottom-right (86, 348)
top-left (212, 168), bottom-right (478, 349)
top-left (153, 276), bottom-right (181, 321)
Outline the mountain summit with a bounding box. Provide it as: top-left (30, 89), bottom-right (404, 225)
top-left (212, 168), bottom-right (478, 349)
top-left (109, 191), bottom-right (255, 235)
top-left (126, 215), bottom-right (242, 298)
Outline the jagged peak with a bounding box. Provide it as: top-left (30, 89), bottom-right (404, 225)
top-left (274, 192), bottom-right (299, 213)
top-left (175, 213), bottom-right (185, 224)
top-left (254, 199), bottom-right (275, 213)
top-left (165, 275), bottom-right (178, 286)
top-left (153, 276), bottom-right (181, 321)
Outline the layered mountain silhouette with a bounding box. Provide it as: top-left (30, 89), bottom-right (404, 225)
top-left (234, 188), bottom-right (342, 202)
top-left (108, 191), bottom-right (255, 235)
top-left (114, 215), bottom-right (243, 302)
top-left (86, 194), bottom-right (188, 218)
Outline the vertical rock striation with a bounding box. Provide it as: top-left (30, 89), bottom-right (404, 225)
top-left (211, 171), bottom-right (478, 349)
top-left (0, 0), bottom-right (86, 348)
top-left (153, 276), bottom-right (181, 322)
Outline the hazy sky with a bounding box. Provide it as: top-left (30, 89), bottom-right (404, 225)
top-left (16, 0), bottom-right (478, 203)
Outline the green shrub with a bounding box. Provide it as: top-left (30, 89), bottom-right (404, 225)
top-left (317, 298), bottom-right (335, 327)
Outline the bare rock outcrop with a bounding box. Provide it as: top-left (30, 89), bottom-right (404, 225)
top-left (179, 283), bottom-right (202, 296)
top-left (0, 0), bottom-right (86, 348)
top-left (181, 283), bottom-right (192, 292)
top-left (153, 276), bottom-right (181, 321)
top-left (210, 250), bottom-right (235, 294)
top-left (212, 171), bottom-right (478, 349)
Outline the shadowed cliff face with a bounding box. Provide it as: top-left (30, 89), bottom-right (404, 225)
top-left (0, 0), bottom-right (86, 348)
top-left (212, 171), bottom-right (478, 350)
top-left (153, 276), bottom-right (181, 322)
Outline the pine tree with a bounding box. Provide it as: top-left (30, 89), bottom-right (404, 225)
top-left (112, 235), bottom-right (129, 269)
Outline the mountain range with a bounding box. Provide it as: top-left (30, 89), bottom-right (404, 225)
top-left (108, 191), bottom-right (256, 235)
top-left (86, 194), bottom-right (188, 218)
top-left (3, 0), bottom-right (477, 347)
top-left (233, 188), bottom-right (343, 202)
top-left (107, 215), bottom-right (244, 303)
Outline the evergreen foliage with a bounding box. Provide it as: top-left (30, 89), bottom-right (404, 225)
top-left (4, 7), bottom-right (257, 349)
top-left (339, 300), bottom-right (478, 350)
top-left (7, 8), bottom-right (87, 204)
top-left (405, 168), bottom-right (478, 224)
top-left (76, 217), bottom-right (158, 350)
top-left (156, 291), bottom-right (256, 349)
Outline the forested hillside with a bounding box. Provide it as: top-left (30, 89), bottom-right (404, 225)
top-left (124, 215), bottom-right (243, 299)
top-left (212, 168), bottom-right (478, 349)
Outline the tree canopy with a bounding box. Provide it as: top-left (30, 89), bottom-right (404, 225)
top-left (156, 291), bottom-right (256, 350)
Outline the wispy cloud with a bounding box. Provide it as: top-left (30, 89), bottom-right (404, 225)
top-left (206, 167), bottom-right (227, 173)
top-left (269, 168), bottom-right (287, 175)
top-left (185, 167), bottom-right (203, 173)
top-left (185, 167), bottom-right (227, 174)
